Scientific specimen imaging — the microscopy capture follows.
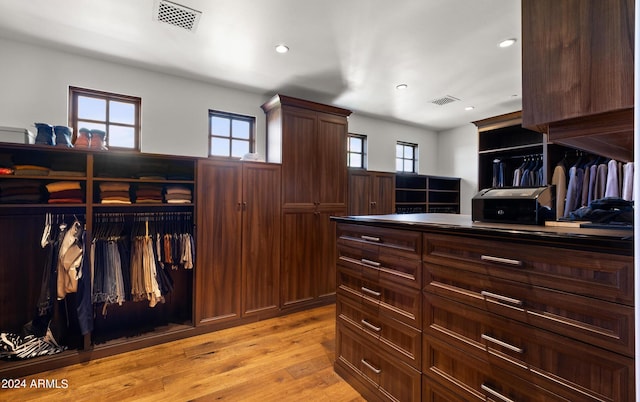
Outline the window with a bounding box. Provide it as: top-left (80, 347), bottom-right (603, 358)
top-left (396, 141), bottom-right (418, 173)
top-left (69, 86), bottom-right (141, 150)
top-left (347, 133), bottom-right (367, 168)
top-left (209, 110), bottom-right (255, 158)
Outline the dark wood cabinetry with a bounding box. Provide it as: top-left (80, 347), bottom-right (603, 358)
top-left (195, 159), bottom-right (281, 325)
top-left (395, 174), bottom-right (460, 214)
top-left (332, 215), bottom-right (634, 401)
top-left (335, 223), bottom-right (423, 401)
top-left (521, 0), bottom-right (634, 162)
top-left (262, 94), bottom-right (351, 310)
top-left (348, 170), bottom-right (395, 215)
top-left (474, 111), bottom-right (575, 191)
top-left (0, 143), bottom-right (196, 376)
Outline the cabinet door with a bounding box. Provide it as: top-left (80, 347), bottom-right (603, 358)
top-left (371, 172), bottom-right (395, 215)
top-left (314, 208), bottom-right (342, 301)
top-left (348, 170), bottom-right (371, 215)
top-left (281, 209), bottom-right (316, 307)
top-left (195, 160), bottom-right (242, 325)
top-left (281, 107), bottom-right (317, 206)
top-left (241, 163), bottom-right (281, 317)
top-left (316, 112), bottom-right (348, 207)
top-left (522, 0), bottom-right (634, 127)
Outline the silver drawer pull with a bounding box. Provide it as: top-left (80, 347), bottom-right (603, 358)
top-left (481, 334), bottom-right (523, 353)
top-left (361, 358), bottom-right (382, 374)
top-left (481, 384), bottom-right (515, 402)
top-left (361, 258), bottom-right (381, 267)
top-left (480, 290), bottom-right (523, 306)
top-left (361, 319), bottom-right (382, 332)
top-left (361, 286), bottom-right (381, 297)
top-left (481, 255), bottom-right (523, 266)
top-left (361, 235), bottom-right (381, 242)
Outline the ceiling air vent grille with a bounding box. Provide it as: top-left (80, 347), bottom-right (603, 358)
top-left (155, 0), bottom-right (202, 32)
top-left (430, 95), bottom-right (460, 106)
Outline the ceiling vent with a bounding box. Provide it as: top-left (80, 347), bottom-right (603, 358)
top-left (155, 0), bottom-right (202, 32)
top-left (430, 95), bottom-right (460, 106)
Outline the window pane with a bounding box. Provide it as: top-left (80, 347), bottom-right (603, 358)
top-left (77, 121), bottom-right (106, 132)
top-left (232, 119), bottom-right (250, 140)
top-left (349, 137), bottom-right (362, 153)
top-left (404, 159), bottom-right (413, 172)
top-left (231, 139), bottom-right (249, 158)
top-left (405, 146), bottom-right (414, 159)
top-left (349, 153), bottom-right (362, 168)
top-left (211, 116), bottom-right (230, 137)
top-left (211, 137), bottom-right (230, 156)
top-left (396, 144), bottom-right (403, 158)
top-left (109, 101), bottom-right (135, 124)
top-left (396, 159), bottom-right (403, 171)
top-left (78, 96), bottom-right (106, 121)
top-left (108, 125), bottom-right (135, 148)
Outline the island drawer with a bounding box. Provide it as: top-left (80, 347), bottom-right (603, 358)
top-left (423, 233), bottom-right (633, 305)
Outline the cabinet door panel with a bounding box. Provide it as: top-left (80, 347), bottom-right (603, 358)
top-left (196, 160), bottom-right (242, 325)
top-left (522, 0), bottom-right (634, 127)
top-left (316, 112), bottom-right (348, 206)
top-left (282, 107), bottom-right (317, 206)
top-left (242, 163), bottom-right (281, 316)
top-left (281, 210), bottom-right (315, 307)
top-left (372, 172), bottom-right (395, 215)
top-left (315, 210), bottom-right (341, 300)
top-left (348, 170), bottom-right (371, 215)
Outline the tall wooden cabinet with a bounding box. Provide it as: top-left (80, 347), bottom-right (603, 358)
top-left (195, 159), bottom-right (281, 326)
top-left (262, 94), bottom-right (352, 310)
top-left (521, 0), bottom-right (634, 162)
top-left (348, 170), bottom-right (395, 216)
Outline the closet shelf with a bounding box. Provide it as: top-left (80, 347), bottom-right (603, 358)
top-left (478, 143), bottom-right (542, 155)
top-left (93, 178), bottom-right (194, 184)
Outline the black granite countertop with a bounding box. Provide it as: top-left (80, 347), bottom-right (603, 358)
top-left (332, 213), bottom-right (634, 255)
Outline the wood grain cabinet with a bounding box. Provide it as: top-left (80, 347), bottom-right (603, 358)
top-left (521, 0), bottom-right (634, 162)
top-left (348, 170), bottom-right (395, 215)
top-left (332, 218), bottom-right (634, 401)
top-left (195, 159), bottom-right (281, 325)
top-left (262, 94), bottom-right (351, 310)
top-left (335, 223), bottom-right (423, 401)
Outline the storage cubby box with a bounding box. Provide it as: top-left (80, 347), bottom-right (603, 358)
top-left (395, 174), bottom-right (460, 214)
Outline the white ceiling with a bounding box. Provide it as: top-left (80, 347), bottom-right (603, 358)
top-left (0, 0), bottom-right (523, 131)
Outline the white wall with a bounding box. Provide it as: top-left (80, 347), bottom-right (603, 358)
top-left (437, 124), bottom-right (478, 215)
top-left (0, 37), bottom-right (269, 158)
top-left (0, 37), bottom-right (441, 169)
top-left (348, 114), bottom-right (438, 174)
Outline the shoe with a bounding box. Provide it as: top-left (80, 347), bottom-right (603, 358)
top-left (34, 123), bottom-right (55, 146)
top-left (53, 126), bottom-right (73, 148)
top-left (74, 128), bottom-right (91, 148)
top-left (89, 129), bottom-right (108, 150)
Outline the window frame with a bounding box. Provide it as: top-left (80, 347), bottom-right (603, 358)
top-left (68, 86), bottom-right (141, 151)
top-left (208, 110), bottom-right (256, 159)
top-left (396, 141), bottom-right (418, 173)
top-left (347, 133), bottom-right (367, 169)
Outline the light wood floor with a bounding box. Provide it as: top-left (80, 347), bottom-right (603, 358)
top-left (2, 304), bottom-right (365, 402)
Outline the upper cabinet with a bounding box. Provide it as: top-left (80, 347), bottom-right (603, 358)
top-left (521, 0), bottom-right (634, 162)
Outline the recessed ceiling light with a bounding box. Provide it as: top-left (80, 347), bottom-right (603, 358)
top-left (465, 106), bottom-right (475, 111)
top-left (498, 38), bottom-right (517, 48)
top-left (395, 84), bottom-right (408, 90)
top-left (275, 44), bottom-right (289, 53)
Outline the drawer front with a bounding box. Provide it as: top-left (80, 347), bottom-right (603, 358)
top-left (423, 233), bottom-right (633, 305)
top-left (424, 262), bottom-right (634, 357)
top-left (337, 293), bottom-right (421, 370)
top-left (336, 322), bottom-right (421, 402)
top-left (338, 223), bottom-right (421, 259)
top-left (338, 242), bottom-right (421, 289)
top-left (338, 266), bottom-right (421, 328)
top-left (424, 293), bottom-right (635, 401)
top-left (423, 337), bottom-right (570, 402)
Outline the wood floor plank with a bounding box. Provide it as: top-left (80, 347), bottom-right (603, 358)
top-left (1, 304), bottom-right (365, 402)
